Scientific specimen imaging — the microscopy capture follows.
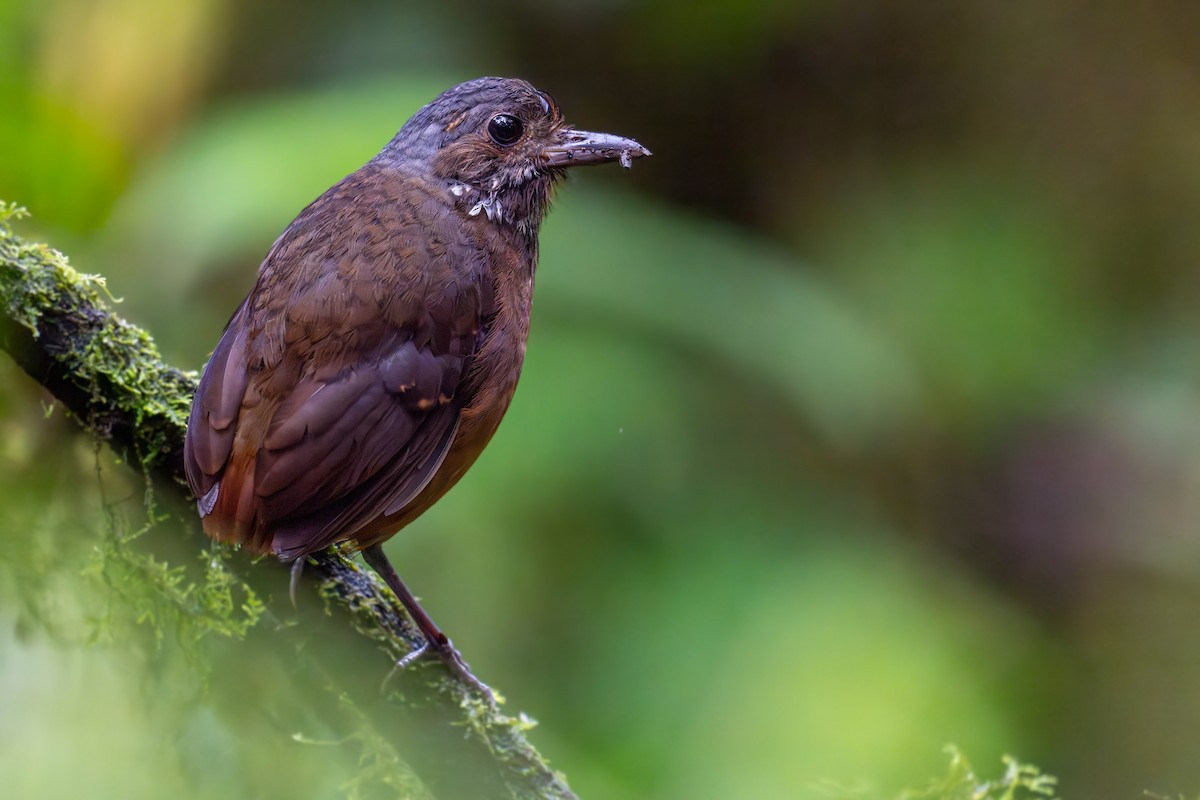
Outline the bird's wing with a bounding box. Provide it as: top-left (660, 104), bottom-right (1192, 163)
top-left (252, 332), bottom-right (472, 559)
top-left (183, 171), bottom-right (490, 557)
top-left (184, 301), bottom-right (251, 511)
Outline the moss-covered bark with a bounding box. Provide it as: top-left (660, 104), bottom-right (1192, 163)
top-left (0, 203), bottom-right (578, 800)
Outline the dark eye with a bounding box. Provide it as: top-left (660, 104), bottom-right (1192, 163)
top-left (487, 114), bottom-right (523, 146)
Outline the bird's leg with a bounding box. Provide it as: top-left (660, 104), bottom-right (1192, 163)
top-left (361, 544), bottom-right (494, 702)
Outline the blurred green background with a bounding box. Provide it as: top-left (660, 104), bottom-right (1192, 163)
top-left (4, 1), bottom-right (1200, 797)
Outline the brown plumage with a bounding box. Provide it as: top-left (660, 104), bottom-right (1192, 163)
top-left (182, 77), bottom-right (648, 692)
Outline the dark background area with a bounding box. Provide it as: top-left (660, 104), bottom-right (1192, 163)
top-left (4, 1), bottom-right (1200, 797)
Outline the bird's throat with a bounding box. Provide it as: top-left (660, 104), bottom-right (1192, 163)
top-left (447, 172), bottom-right (558, 236)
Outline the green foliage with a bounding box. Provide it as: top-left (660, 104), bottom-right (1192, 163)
top-left (86, 519), bottom-right (265, 655)
top-left (816, 748), bottom-right (1057, 800)
top-left (900, 748), bottom-right (1057, 800)
top-left (293, 692), bottom-right (433, 800)
top-left (808, 170), bottom-right (1102, 436)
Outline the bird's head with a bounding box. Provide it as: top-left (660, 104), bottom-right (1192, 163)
top-left (378, 77), bottom-right (649, 234)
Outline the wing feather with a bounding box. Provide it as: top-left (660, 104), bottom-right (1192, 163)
top-left (184, 314), bottom-right (250, 496)
top-left (181, 168), bottom-right (490, 557)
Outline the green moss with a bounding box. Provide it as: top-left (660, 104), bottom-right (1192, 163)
top-left (0, 200), bottom-right (195, 482)
top-left (0, 203), bottom-right (106, 332)
top-left (327, 691), bottom-right (434, 800)
top-left (814, 747), bottom-right (1058, 800)
top-left (82, 501), bottom-right (265, 668)
top-left (902, 748), bottom-right (1057, 800)
top-left (1, 202), bottom-right (260, 654)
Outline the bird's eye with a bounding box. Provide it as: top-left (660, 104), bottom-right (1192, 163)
top-left (487, 114), bottom-right (523, 146)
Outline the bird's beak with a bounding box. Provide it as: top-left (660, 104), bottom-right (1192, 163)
top-left (542, 129), bottom-right (651, 169)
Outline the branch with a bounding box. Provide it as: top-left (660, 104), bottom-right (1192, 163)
top-left (0, 203), bottom-right (577, 800)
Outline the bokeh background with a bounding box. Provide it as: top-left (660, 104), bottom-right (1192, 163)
top-left (4, 1), bottom-right (1200, 797)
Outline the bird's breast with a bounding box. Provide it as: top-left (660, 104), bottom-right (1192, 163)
top-left (357, 241), bottom-right (536, 545)
top-left (456, 253), bottom-right (534, 447)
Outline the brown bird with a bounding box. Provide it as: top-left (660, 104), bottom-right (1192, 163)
top-left (183, 77), bottom-right (649, 692)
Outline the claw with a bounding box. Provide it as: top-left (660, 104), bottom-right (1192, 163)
top-left (289, 557), bottom-right (305, 608)
top-left (381, 639), bottom-right (431, 694)
top-left (378, 635), bottom-right (495, 705)
top-left (434, 639), bottom-right (494, 702)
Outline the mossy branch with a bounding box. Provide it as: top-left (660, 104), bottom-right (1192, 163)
top-left (0, 203), bottom-right (577, 800)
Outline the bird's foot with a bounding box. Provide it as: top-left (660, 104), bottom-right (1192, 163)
top-left (382, 635), bottom-right (496, 705)
top-left (432, 637), bottom-right (495, 702)
top-left (395, 639), bottom-right (430, 671)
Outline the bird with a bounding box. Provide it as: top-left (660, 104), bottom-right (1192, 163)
top-left (182, 77), bottom-right (649, 694)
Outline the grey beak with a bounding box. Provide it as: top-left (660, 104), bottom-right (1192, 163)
top-left (543, 129), bottom-right (651, 169)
